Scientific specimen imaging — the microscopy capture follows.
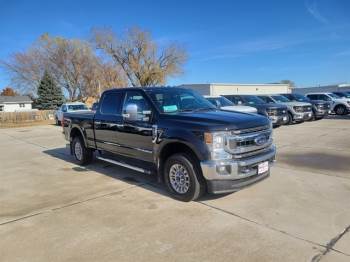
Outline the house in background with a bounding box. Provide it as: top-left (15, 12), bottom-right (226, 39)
top-left (0, 96), bottom-right (33, 112)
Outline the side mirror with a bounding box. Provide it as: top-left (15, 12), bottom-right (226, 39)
top-left (124, 104), bottom-right (138, 121)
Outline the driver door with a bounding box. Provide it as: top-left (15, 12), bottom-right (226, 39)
top-left (115, 91), bottom-right (154, 163)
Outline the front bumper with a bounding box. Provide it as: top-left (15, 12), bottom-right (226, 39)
top-left (200, 146), bottom-right (276, 194)
top-left (293, 112), bottom-right (312, 121)
top-left (269, 115), bottom-right (288, 126)
top-left (314, 109), bottom-right (329, 118)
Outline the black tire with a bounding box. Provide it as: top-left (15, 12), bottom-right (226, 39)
top-left (287, 112), bottom-right (294, 125)
top-left (335, 105), bottom-right (346, 115)
top-left (55, 118), bottom-right (61, 126)
top-left (164, 153), bottom-right (205, 202)
top-left (72, 136), bottom-right (93, 165)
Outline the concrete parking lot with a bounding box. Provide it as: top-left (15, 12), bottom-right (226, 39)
top-left (0, 116), bottom-right (350, 262)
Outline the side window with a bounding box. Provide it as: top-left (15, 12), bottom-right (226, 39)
top-left (100, 92), bottom-right (124, 115)
top-left (62, 105), bottom-right (67, 112)
top-left (319, 94), bottom-right (331, 101)
top-left (307, 95), bottom-right (316, 100)
top-left (123, 91), bottom-right (152, 122)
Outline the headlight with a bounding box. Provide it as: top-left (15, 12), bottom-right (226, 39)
top-left (204, 132), bottom-right (231, 160)
top-left (347, 101), bottom-right (350, 106)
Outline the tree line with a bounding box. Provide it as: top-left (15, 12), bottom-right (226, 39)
top-left (0, 27), bottom-right (187, 103)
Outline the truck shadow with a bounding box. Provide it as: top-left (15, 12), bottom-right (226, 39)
top-left (325, 115), bottom-right (350, 120)
top-left (43, 147), bottom-right (231, 202)
top-left (278, 152), bottom-right (350, 173)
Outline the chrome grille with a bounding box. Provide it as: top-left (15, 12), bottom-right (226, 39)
top-left (266, 108), bottom-right (286, 116)
top-left (303, 105), bottom-right (312, 112)
top-left (225, 126), bottom-right (273, 159)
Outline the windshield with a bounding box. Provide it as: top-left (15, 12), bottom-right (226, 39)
top-left (335, 92), bottom-right (350, 98)
top-left (147, 89), bottom-right (216, 113)
top-left (272, 95), bottom-right (290, 102)
top-left (207, 97), bottom-right (234, 107)
top-left (291, 94), bottom-right (309, 102)
top-left (241, 95), bottom-right (265, 105)
top-left (328, 93), bottom-right (340, 98)
top-left (68, 104), bottom-right (88, 111)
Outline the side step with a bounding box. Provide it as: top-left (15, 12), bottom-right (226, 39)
top-left (96, 156), bottom-right (151, 175)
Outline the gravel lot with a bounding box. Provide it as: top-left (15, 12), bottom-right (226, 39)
top-left (0, 116), bottom-right (350, 262)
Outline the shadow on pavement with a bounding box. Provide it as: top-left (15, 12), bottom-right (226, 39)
top-left (278, 152), bottom-right (350, 173)
top-left (43, 147), bottom-right (232, 202)
top-left (325, 115), bottom-right (350, 120)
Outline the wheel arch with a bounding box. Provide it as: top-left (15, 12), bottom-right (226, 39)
top-left (157, 142), bottom-right (204, 183)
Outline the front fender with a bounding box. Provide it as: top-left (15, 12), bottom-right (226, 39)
top-left (154, 128), bottom-right (209, 162)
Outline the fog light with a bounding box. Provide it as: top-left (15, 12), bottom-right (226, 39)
top-left (216, 165), bottom-right (231, 175)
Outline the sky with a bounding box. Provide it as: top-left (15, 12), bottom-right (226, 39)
top-left (0, 0), bottom-right (349, 89)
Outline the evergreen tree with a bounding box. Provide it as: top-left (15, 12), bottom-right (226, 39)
top-left (37, 71), bottom-right (64, 109)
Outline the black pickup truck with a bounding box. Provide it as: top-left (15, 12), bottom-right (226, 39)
top-left (63, 87), bottom-right (276, 201)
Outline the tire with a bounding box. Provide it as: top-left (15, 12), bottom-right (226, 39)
top-left (335, 105), bottom-right (346, 115)
top-left (164, 153), bottom-right (205, 202)
top-left (287, 112), bottom-right (294, 125)
top-left (72, 136), bottom-right (93, 165)
top-left (55, 117), bottom-right (61, 126)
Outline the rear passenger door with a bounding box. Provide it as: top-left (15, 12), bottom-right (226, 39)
top-left (94, 91), bottom-right (125, 153)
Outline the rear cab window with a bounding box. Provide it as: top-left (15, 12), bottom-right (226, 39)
top-left (100, 92), bottom-right (124, 115)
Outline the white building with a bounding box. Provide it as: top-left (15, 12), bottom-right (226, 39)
top-left (0, 96), bottom-right (33, 112)
top-left (180, 83), bottom-right (292, 96)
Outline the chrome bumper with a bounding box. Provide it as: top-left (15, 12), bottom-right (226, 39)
top-left (200, 145), bottom-right (276, 184)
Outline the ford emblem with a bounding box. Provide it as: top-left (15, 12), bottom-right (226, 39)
top-left (254, 135), bottom-right (267, 146)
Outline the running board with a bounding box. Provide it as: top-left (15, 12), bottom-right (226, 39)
top-left (96, 156), bottom-right (151, 175)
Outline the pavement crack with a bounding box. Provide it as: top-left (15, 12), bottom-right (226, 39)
top-left (0, 184), bottom-right (141, 226)
top-left (311, 224), bottom-right (350, 262)
top-left (199, 201), bottom-right (324, 248)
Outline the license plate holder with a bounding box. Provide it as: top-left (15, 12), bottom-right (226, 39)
top-left (258, 161), bottom-right (269, 174)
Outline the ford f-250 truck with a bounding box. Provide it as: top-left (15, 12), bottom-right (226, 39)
top-left (63, 87), bottom-right (276, 201)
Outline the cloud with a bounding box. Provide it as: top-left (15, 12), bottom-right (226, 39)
top-left (305, 0), bottom-right (329, 24)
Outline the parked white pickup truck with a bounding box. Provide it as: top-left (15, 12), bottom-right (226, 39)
top-left (306, 93), bottom-right (350, 115)
top-left (204, 96), bottom-right (257, 114)
top-left (55, 102), bottom-right (89, 125)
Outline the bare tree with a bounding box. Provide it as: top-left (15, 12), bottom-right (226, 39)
top-left (1, 34), bottom-right (127, 101)
top-left (280, 80), bottom-right (295, 87)
top-left (92, 27), bottom-right (187, 87)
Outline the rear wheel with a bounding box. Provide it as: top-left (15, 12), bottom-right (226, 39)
top-left (335, 105), bottom-right (346, 115)
top-left (164, 154), bottom-right (205, 202)
top-left (72, 136), bottom-right (93, 165)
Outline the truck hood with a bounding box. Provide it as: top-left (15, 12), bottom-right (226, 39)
top-left (160, 110), bottom-right (270, 131)
top-left (334, 98), bottom-right (350, 103)
top-left (278, 101), bottom-right (311, 107)
top-left (220, 105), bottom-right (257, 114)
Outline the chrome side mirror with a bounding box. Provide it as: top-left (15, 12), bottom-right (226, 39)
top-left (124, 104), bottom-right (138, 121)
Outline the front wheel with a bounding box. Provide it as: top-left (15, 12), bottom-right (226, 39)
top-left (287, 112), bottom-right (294, 125)
top-left (72, 136), bottom-right (93, 165)
top-left (164, 154), bottom-right (205, 202)
top-left (335, 105), bottom-right (346, 115)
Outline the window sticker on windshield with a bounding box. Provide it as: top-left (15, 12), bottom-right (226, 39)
top-left (163, 105), bottom-right (178, 112)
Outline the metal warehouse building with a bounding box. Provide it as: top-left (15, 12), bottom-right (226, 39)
top-left (180, 83), bottom-right (292, 96)
top-left (292, 83), bottom-right (350, 95)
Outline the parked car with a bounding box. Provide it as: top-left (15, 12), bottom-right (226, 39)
top-left (55, 102), bottom-right (89, 125)
top-left (223, 95), bottom-right (288, 127)
top-left (63, 87), bottom-right (276, 201)
top-left (258, 95), bottom-right (313, 124)
top-left (204, 95), bottom-right (257, 114)
top-left (332, 91), bottom-right (350, 99)
top-left (306, 93), bottom-right (350, 115)
top-left (280, 93), bottom-right (330, 120)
